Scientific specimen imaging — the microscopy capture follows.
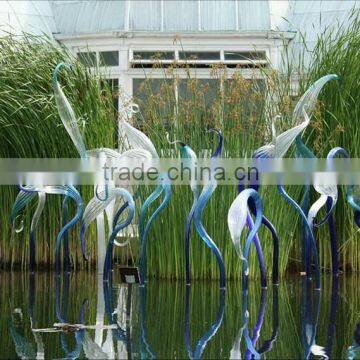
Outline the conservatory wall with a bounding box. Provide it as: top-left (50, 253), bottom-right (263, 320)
top-left (1, 1), bottom-right (359, 122)
top-left (51, 0), bottom-right (293, 116)
top-left (58, 32), bottom-right (290, 103)
top-left (0, 1), bottom-right (56, 37)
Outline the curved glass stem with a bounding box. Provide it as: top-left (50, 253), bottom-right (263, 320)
top-left (277, 182), bottom-right (320, 289)
top-left (300, 184), bottom-right (311, 277)
top-left (56, 188), bottom-right (83, 274)
top-left (103, 190), bottom-right (135, 281)
top-left (260, 216), bottom-right (279, 285)
top-left (243, 200), bottom-right (264, 289)
top-left (194, 183), bottom-right (226, 289)
top-left (185, 193), bottom-right (198, 285)
top-left (61, 196), bottom-right (71, 273)
top-left (240, 178), bottom-right (279, 285)
top-left (139, 185), bottom-right (163, 237)
top-left (29, 192), bottom-right (46, 273)
top-left (112, 190), bottom-right (141, 229)
top-left (95, 184), bottom-right (109, 202)
top-left (140, 183), bottom-right (171, 284)
top-left (327, 198), bottom-right (338, 275)
top-left (10, 189), bottom-right (37, 224)
top-left (139, 182), bottom-right (171, 285)
top-left (245, 213), bottom-right (267, 288)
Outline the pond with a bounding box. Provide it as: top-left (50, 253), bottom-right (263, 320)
top-left (1, 272), bottom-right (359, 359)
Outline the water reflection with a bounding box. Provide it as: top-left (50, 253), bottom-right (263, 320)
top-left (348, 323), bottom-right (360, 360)
top-left (9, 275), bottom-right (39, 359)
top-left (55, 274), bottom-right (87, 359)
top-left (139, 286), bottom-right (155, 359)
top-left (230, 287), bottom-right (278, 359)
top-left (2, 273), bottom-right (360, 359)
top-left (185, 287), bottom-right (225, 359)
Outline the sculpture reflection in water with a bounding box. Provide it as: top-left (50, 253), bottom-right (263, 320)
top-left (103, 275), bottom-right (133, 358)
top-left (185, 286), bottom-right (225, 359)
top-left (9, 274), bottom-right (87, 359)
top-left (55, 274), bottom-right (87, 359)
top-left (230, 286), bottom-right (278, 359)
top-left (348, 323), bottom-right (360, 360)
top-left (300, 277), bottom-right (340, 359)
top-left (8, 274), bottom-right (137, 359)
top-left (8, 274), bottom-right (44, 359)
top-left (138, 286), bottom-right (155, 358)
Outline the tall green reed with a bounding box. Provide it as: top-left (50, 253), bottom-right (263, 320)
top-left (0, 34), bottom-right (116, 269)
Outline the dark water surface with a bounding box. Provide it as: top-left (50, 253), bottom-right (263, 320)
top-left (1, 272), bottom-right (359, 359)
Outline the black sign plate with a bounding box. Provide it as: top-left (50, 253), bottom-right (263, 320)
top-left (118, 266), bottom-right (140, 284)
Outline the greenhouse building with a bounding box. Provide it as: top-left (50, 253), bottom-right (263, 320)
top-left (1, 1), bottom-right (358, 106)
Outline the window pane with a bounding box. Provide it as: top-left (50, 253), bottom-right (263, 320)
top-left (133, 51), bottom-right (175, 61)
top-left (99, 51), bottom-right (119, 66)
top-left (77, 52), bottom-right (96, 67)
top-left (178, 79), bottom-right (220, 107)
top-left (179, 51), bottom-right (220, 61)
top-left (224, 51), bottom-right (266, 61)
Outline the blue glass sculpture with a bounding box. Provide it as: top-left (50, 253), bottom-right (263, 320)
top-left (166, 134), bottom-right (199, 285)
top-left (15, 185), bottom-right (83, 274)
top-left (118, 119), bottom-right (172, 285)
top-left (305, 146), bottom-right (360, 276)
top-left (53, 63), bottom-right (150, 274)
top-left (193, 129), bottom-right (226, 289)
top-left (228, 188), bottom-right (267, 288)
top-left (238, 179), bottom-right (279, 286)
top-left (251, 75), bottom-right (340, 289)
top-left (80, 186), bottom-right (135, 281)
top-left (10, 189), bottom-right (45, 272)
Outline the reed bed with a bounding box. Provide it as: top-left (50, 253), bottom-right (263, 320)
top-left (0, 11), bottom-right (360, 279)
top-left (0, 35), bottom-right (116, 269)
